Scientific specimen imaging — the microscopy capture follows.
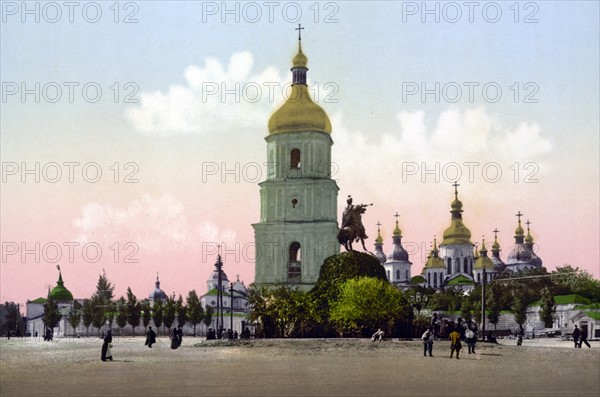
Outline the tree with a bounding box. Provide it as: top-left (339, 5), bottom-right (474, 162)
top-left (141, 301), bottom-right (152, 331)
top-left (486, 286), bottom-right (501, 330)
top-left (0, 302), bottom-right (21, 336)
top-left (539, 287), bottom-right (556, 328)
top-left (330, 277), bottom-right (411, 337)
top-left (43, 296), bottom-right (61, 335)
top-left (115, 297), bottom-right (128, 336)
top-left (553, 265), bottom-right (600, 301)
top-left (163, 296), bottom-right (177, 334)
top-left (176, 294), bottom-right (187, 329)
top-left (152, 300), bottom-right (164, 335)
top-left (186, 290), bottom-right (204, 337)
top-left (82, 299), bottom-right (94, 337)
top-left (203, 305), bottom-right (214, 332)
top-left (67, 300), bottom-right (82, 336)
top-left (511, 288), bottom-right (529, 328)
top-left (126, 287), bottom-right (141, 337)
top-left (90, 271), bottom-right (115, 333)
top-left (460, 299), bottom-right (474, 322)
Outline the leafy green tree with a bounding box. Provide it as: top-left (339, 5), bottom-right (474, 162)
top-left (539, 287), bottom-right (556, 328)
top-left (163, 296), bottom-right (177, 334)
top-left (186, 290), bottom-right (204, 337)
top-left (90, 271), bottom-right (115, 333)
top-left (115, 297), bottom-right (128, 336)
top-left (0, 302), bottom-right (21, 336)
top-left (141, 301), bottom-right (152, 331)
top-left (67, 300), bottom-right (82, 336)
top-left (82, 299), bottom-right (94, 337)
top-left (460, 299), bottom-right (474, 322)
top-left (152, 299), bottom-right (164, 335)
top-left (330, 277), bottom-right (410, 337)
top-left (126, 287), bottom-right (141, 337)
top-left (203, 305), bottom-right (214, 332)
top-left (553, 265), bottom-right (600, 301)
top-left (43, 296), bottom-right (61, 334)
top-left (486, 286), bottom-right (501, 330)
top-left (511, 288), bottom-right (529, 328)
top-left (176, 295), bottom-right (187, 329)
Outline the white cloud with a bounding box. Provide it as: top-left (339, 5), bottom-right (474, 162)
top-left (126, 51), bottom-right (284, 137)
top-left (73, 194), bottom-right (236, 253)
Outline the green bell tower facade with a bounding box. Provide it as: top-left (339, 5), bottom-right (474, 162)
top-left (253, 32), bottom-right (339, 290)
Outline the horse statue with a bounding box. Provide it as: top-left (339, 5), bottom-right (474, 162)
top-left (337, 197), bottom-right (372, 252)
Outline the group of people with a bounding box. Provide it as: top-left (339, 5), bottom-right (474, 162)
top-left (421, 317), bottom-right (487, 359)
top-left (571, 325), bottom-right (591, 348)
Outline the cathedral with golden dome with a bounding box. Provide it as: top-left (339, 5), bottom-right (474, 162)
top-left (253, 32), bottom-right (339, 291)
top-left (374, 183), bottom-right (544, 292)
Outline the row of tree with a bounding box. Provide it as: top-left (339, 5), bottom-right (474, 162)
top-left (247, 263), bottom-right (600, 338)
top-left (43, 272), bottom-right (215, 337)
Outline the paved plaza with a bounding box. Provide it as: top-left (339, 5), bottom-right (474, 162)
top-left (1, 337), bottom-right (599, 397)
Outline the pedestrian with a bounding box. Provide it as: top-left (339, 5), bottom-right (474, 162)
top-left (516, 326), bottom-right (524, 346)
top-left (431, 313), bottom-right (439, 340)
top-left (579, 330), bottom-right (591, 348)
top-left (465, 327), bottom-right (475, 354)
top-left (487, 331), bottom-right (498, 344)
top-left (572, 325), bottom-right (581, 348)
top-left (170, 327), bottom-right (179, 349)
top-left (101, 330), bottom-right (113, 361)
top-left (371, 328), bottom-right (385, 342)
top-left (449, 328), bottom-right (462, 359)
top-left (145, 326), bottom-right (157, 348)
top-left (422, 327), bottom-right (434, 357)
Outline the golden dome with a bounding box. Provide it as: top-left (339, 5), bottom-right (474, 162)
top-left (268, 42), bottom-right (332, 135)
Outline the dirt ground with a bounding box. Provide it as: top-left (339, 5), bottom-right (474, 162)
top-left (1, 336), bottom-right (598, 397)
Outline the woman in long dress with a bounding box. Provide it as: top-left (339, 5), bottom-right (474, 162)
top-left (101, 330), bottom-right (113, 361)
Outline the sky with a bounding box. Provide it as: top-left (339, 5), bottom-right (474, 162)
top-left (1, 1), bottom-right (599, 307)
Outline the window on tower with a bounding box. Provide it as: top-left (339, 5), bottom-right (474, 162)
top-left (288, 242), bottom-right (301, 282)
top-left (290, 149), bottom-right (301, 169)
top-left (447, 258), bottom-right (452, 274)
top-left (464, 258), bottom-right (468, 273)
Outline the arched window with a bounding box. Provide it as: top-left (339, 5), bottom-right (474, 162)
top-left (290, 149), bottom-right (301, 169)
top-left (405, 269), bottom-right (409, 280)
top-left (454, 258), bottom-right (460, 273)
top-left (434, 272), bottom-right (438, 287)
top-left (447, 258), bottom-right (452, 274)
top-left (387, 270), bottom-right (390, 280)
top-left (427, 273), bottom-right (431, 285)
top-left (396, 270), bottom-right (400, 280)
top-left (288, 242), bottom-right (301, 281)
top-left (464, 258), bottom-right (468, 273)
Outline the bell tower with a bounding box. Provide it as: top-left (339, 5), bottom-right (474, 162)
top-left (253, 27), bottom-right (339, 290)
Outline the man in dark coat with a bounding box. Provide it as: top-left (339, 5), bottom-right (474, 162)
top-left (145, 326), bottom-right (157, 348)
top-left (579, 329), bottom-right (591, 348)
top-left (572, 325), bottom-right (581, 348)
top-left (101, 330), bottom-right (113, 361)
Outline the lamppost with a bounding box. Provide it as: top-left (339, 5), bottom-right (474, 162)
top-left (229, 282), bottom-right (245, 337)
top-left (214, 254), bottom-right (224, 339)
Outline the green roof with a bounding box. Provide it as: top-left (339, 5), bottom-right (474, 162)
top-left (204, 288), bottom-right (231, 297)
top-left (574, 303), bottom-right (600, 310)
top-left (583, 311), bottom-right (600, 320)
top-left (49, 272), bottom-right (74, 302)
top-left (531, 294), bottom-right (591, 307)
top-left (29, 297), bottom-right (47, 304)
top-left (410, 275), bottom-right (426, 284)
top-left (447, 275), bottom-right (475, 286)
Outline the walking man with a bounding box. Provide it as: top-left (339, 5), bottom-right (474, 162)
top-left (449, 328), bottom-right (462, 359)
top-left (422, 327), bottom-right (434, 357)
top-left (579, 329), bottom-right (591, 348)
top-left (145, 326), bottom-right (157, 348)
top-left (572, 325), bottom-right (581, 348)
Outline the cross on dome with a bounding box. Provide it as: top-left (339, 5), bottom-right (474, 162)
top-left (295, 23), bottom-right (304, 41)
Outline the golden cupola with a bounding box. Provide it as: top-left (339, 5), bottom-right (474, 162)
top-left (268, 39), bottom-right (332, 135)
top-left (441, 184), bottom-right (472, 245)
